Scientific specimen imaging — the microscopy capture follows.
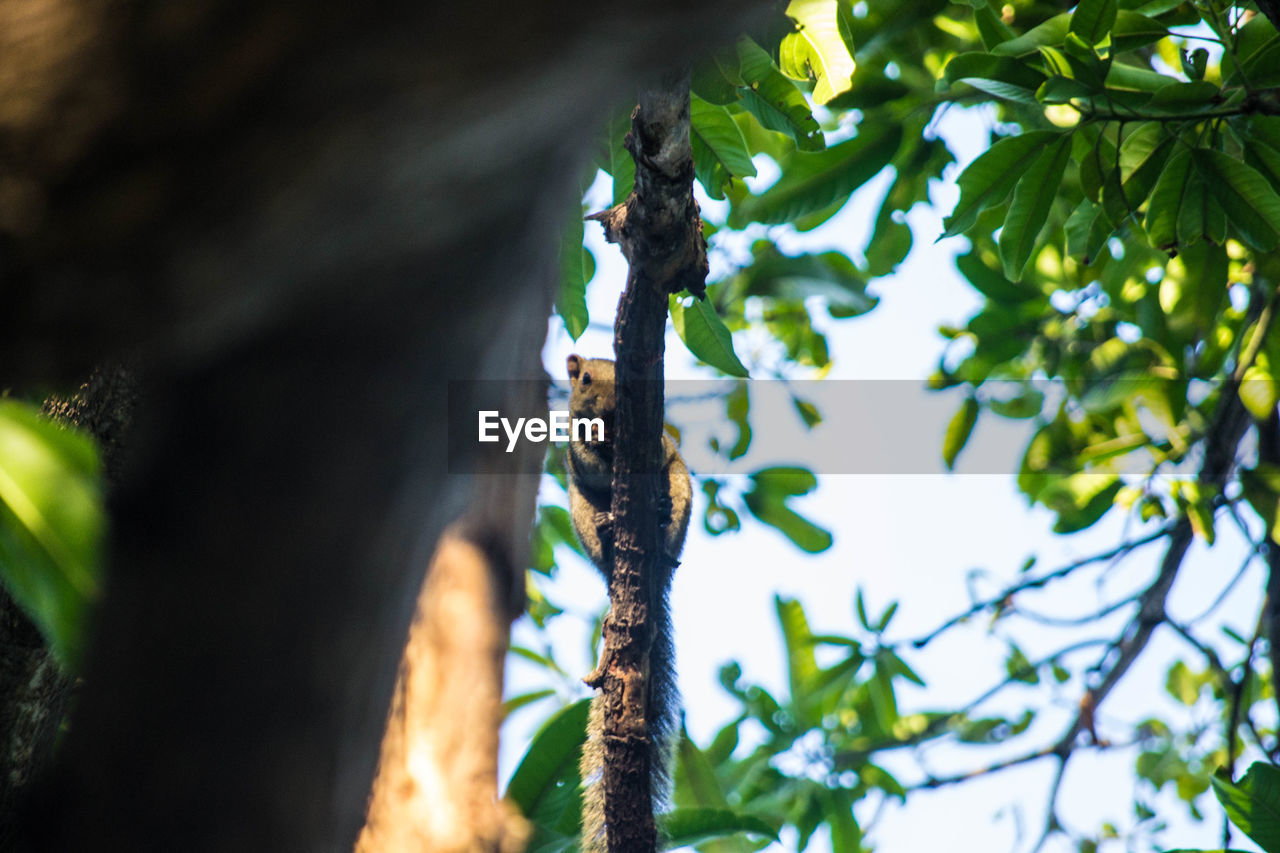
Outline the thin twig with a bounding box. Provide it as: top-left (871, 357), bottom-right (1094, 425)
top-left (904, 524), bottom-right (1177, 650)
top-left (1029, 757), bottom-right (1069, 853)
top-left (836, 639), bottom-right (1110, 766)
top-left (916, 746), bottom-right (1057, 790)
top-left (1007, 594), bottom-right (1140, 629)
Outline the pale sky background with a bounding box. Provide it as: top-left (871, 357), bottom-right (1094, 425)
top-left (501, 103), bottom-right (1269, 853)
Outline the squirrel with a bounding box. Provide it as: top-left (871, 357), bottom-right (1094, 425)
top-left (565, 353), bottom-right (691, 852)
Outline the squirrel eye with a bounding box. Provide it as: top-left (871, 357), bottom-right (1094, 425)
top-left (582, 372), bottom-right (592, 385)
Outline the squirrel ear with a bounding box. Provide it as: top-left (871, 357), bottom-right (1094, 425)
top-left (567, 354), bottom-right (582, 380)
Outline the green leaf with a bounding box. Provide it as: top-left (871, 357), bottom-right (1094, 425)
top-left (737, 37), bottom-right (824, 152)
top-left (675, 729), bottom-right (732, 809)
top-left (1106, 61), bottom-right (1175, 93)
top-left (943, 130), bottom-right (1060, 238)
top-left (999, 133), bottom-right (1073, 280)
top-left (1070, 0), bottom-right (1118, 46)
top-left (955, 250), bottom-right (1041, 303)
top-left (942, 52), bottom-right (1047, 103)
top-left (1246, 138), bottom-right (1280, 195)
top-left (732, 122), bottom-right (902, 226)
top-left (1111, 10), bottom-right (1170, 51)
top-left (866, 205), bottom-right (913, 275)
top-left (1248, 42), bottom-right (1280, 89)
top-left (1146, 80), bottom-right (1220, 110)
top-left (1144, 146), bottom-right (1191, 250)
top-left (555, 208), bottom-right (592, 340)
top-left (505, 698), bottom-right (589, 816)
top-left (671, 296), bottom-right (749, 377)
top-left (855, 588), bottom-right (870, 631)
top-left (827, 66), bottom-right (910, 111)
top-left (1041, 474), bottom-right (1123, 533)
top-left (1165, 660), bottom-right (1203, 705)
top-left (781, 0), bottom-right (857, 104)
top-left (744, 467), bottom-right (833, 553)
top-left (777, 596), bottom-right (819, 721)
top-left (1005, 643), bottom-right (1039, 683)
top-left (1242, 465), bottom-right (1280, 544)
top-left (1036, 74), bottom-right (1094, 104)
top-left (737, 242), bottom-right (877, 316)
top-left (1182, 46), bottom-right (1208, 80)
top-left (821, 787), bottom-right (862, 851)
top-left (987, 384), bottom-right (1045, 418)
top-left (943, 396), bottom-right (979, 470)
top-left (1212, 763), bottom-right (1280, 853)
top-left (1066, 198), bottom-right (1113, 263)
top-left (975, 3), bottom-right (1016, 49)
top-left (691, 96), bottom-right (757, 201)
top-left (1196, 149), bottom-right (1280, 251)
top-left (994, 10), bottom-right (1165, 55)
top-left (660, 808), bottom-right (779, 847)
top-left (993, 13), bottom-right (1071, 56)
top-left (1099, 123), bottom-right (1172, 226)
top-left (1240, 362), bottom-right (1279, 421)
top-left (0, 401), bottom-right (104, 669)
top-left (603, 109), bottom-right (635, 206)
top-left (503, 689), bottom-right (557, 717)
top-left (1178, 156), bottom-right (1228, 247)
top-left (725, 381), bottom-right (751, 461)
top-left (691, 50), bottom-right (743, 105)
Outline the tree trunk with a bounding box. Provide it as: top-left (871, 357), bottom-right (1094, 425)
top-left (1, 1), bottom-right (769, 850)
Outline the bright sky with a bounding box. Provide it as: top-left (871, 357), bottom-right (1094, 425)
top-left (503, 104), bottom-right (1269, 853)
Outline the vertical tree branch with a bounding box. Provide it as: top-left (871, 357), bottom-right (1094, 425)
top-left (1259, 408), bottom-right (1280, 725)
top-left (595, 72), bottom-right (707, 852)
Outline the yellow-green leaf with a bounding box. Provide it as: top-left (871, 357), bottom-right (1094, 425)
top-left (943, 396), bottom-right (980, 470)
top-left (781, 0), bottom-right (856, 104)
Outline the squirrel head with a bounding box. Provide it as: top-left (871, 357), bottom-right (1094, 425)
top-left (567, 354), bottom-right (615, 424)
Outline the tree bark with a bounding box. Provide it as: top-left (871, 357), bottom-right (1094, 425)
top-left (597, 75), bottom-right (707, 853)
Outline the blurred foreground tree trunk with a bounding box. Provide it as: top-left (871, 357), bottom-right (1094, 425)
top-left (0, 1), bottom-right (768, 849)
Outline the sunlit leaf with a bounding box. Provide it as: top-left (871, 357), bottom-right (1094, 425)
top-left (0, 401), bottom-right (104, 669)
top-left (781, 0), bottom-right (857, 104)
top-left (737, 37), bottom-right (824, 152)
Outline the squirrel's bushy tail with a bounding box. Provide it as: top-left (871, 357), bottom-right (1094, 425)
top-left (579, 597), bottom-right (679, 852)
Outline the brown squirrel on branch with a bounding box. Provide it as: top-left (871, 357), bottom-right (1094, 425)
top-left (565, 353), bottom-right (691, 852)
